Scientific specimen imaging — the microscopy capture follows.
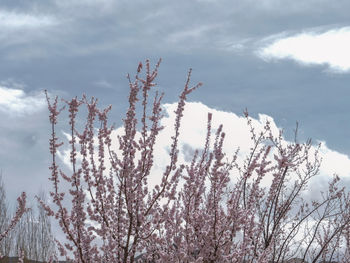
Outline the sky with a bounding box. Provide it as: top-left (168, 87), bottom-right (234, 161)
top-left (1, 0), bottom-right (350, 215)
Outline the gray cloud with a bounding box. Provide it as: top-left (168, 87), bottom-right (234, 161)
top-left (1, 0), bottom-right (350, 209)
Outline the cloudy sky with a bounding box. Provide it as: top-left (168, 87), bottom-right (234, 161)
top-left (1, 0), bottom-right (350, 211)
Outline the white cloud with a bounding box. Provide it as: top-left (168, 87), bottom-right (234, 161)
top-left (157, 102), bottom-right (350, 186)
top-left (318, 141), bottom-right (350, 178)
top-left (0, 86), bottom-right (46, 115)
top-left (0, 11), bottom-right (57, 29)
top-left (58, 101), bottom-right (350, 192)
top-left (258, 27), bottom-right (350, 73)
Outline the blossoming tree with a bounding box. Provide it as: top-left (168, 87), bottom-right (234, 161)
top-left (43, 60), bottom-right (350, 263)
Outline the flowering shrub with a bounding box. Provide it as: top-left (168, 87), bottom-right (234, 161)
top-left (43, 60), bottom-right (350, 263)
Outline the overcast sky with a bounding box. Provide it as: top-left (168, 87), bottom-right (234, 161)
top-left (1, 0), bottom-right (350, 212)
